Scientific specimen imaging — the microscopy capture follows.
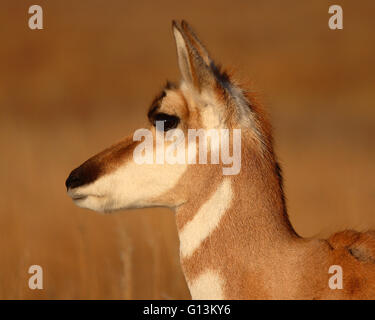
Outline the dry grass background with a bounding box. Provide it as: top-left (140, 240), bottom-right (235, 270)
top-left (0, 0), bottom-right (374, 299)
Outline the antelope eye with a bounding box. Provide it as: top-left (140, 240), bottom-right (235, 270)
top-left (153, 113), bottom-right (180, 131)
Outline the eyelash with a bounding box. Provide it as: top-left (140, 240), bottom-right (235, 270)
top-left (152, 113), bottom-right (180, 131)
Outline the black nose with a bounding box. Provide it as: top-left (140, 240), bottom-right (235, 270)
top-left (65, 168), bottom-right (84, 190)
top-left (66, 161), bottom-right (101, 191)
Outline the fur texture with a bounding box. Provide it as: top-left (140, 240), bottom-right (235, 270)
top-left (66, 20), bottom-right (375, 299)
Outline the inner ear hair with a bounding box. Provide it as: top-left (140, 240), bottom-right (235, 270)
top-left (172, 20), bottom-right (216, 92)
top-left (181, 20), bottom-right (211, 66)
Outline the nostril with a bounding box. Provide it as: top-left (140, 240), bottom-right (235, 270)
top-left (66, 161), bottom-right (100, 191)
top-left (65, 171), bottom-right (83, 190)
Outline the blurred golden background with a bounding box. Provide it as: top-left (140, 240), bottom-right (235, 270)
top-left (0, 0), bottom-right (374, 299)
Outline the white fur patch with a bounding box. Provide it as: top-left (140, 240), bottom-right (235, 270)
top-left (189, 270), bottom-right (225, 300)
top-left (179, 178), bottom-right (233, 258)
top-left (200, 103), bottom-right (223, 129)
top-left (69, 161), bottom-right (187, 212)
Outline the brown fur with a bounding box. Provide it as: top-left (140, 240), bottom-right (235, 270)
top-left (67, 21), bottom-right (375, 299)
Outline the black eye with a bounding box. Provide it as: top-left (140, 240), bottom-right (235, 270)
top-left (153, 113), bottom-right (180, 131)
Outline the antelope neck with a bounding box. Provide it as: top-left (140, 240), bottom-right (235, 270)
top-left (174, 153), bottom-right (300, 298)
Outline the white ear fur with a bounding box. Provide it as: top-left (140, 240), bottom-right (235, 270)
top-left (172, 21), bottom-right (215, 92)
top-left (172, 22), bottom-right (194, 85)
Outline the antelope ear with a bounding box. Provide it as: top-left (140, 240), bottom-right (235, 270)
top-left (172, 20), bottom-right (215, 92)
top-left (181, 20), bottom-right (211, 66)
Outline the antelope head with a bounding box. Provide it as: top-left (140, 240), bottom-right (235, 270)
top-left (65, 20), bottom-right (266, 213)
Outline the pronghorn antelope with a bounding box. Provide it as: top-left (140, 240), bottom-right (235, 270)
top-left (66, 21), bottom-right (375, 299)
